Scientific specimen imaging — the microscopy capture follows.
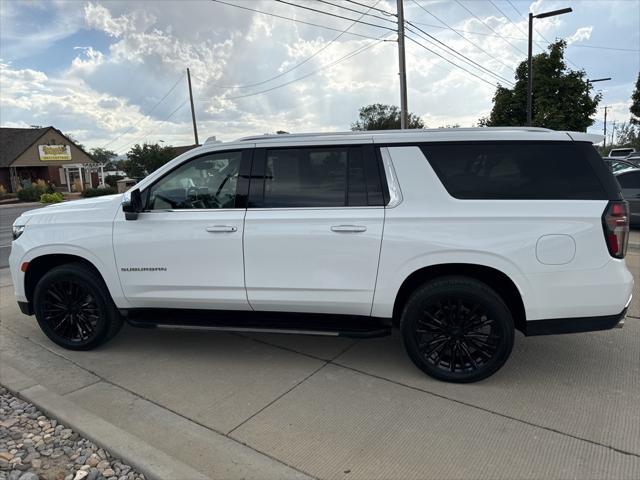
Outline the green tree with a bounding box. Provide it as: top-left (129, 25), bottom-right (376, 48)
top-left (630, 72), bottom-right (640, 125)
top-left (481, 41), bottom-right (600, 131)
top-left (614, 122), bottom-right (640, 151)
top-left (351, 104), bottom-right (425, 130)
top-left (122, 143), bottom-right (177, 179)
top-left (89, 147), bottom-right (117, 164)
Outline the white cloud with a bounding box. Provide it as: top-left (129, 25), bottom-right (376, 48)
top-left (1, 0), bottom-right (638, 151)
top-left (565, 26), bottom-right (593, 45)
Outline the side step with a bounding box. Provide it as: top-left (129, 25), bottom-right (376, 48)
top-left (122, 308), bottom-right (392, 339)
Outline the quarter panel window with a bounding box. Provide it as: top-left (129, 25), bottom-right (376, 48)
top-left (421, 142), bottom-right (607, 200)
top-left (148, 151), bottom-right (242, 209)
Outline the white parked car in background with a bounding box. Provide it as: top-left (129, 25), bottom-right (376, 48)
top-left (608, 147), bottom-right (636, 158)
top-left (10, 128), bottom-right (634, 383)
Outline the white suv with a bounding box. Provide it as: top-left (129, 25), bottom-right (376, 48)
top-left (9, 128), bottom-right (634, 383)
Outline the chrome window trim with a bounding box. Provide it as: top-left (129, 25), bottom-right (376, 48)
top-left (380, 147), bottom-right (403, 208)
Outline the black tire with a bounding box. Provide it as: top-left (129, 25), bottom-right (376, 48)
top-left (400, 276), bottom-right (514, 383)
top-left (33, 263), bottom-right (123, 350)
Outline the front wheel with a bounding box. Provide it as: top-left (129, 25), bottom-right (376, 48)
top-left (400, 276), bottom-right (514, 383)
top-left (33, 263), bottom-right (123, 350)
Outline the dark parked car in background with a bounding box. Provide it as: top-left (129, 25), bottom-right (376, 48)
top-left (604, 158), bottom-right (638, 173)
top-left (615, 168), bottom-right (640, 226)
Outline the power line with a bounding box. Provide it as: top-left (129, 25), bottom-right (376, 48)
top-left (405, 21), bottom-right (514, 86)
top-left (571, 44), bottom-right (640, 53)
top-left (101, 73), bottom-right (184, 149)
top-left (273, 0), bottom-right (396, 32)
top-left (112, 99), bottom-right (189, 154)
top-left (225, 34), bottom-right (393, 100)
top-left (315, 0), bottom-right (396, 26)
top-left (211, 0), bottom-right (383, 41)
top-left (504, 0), bottom-right (582, 70)
top-left (405, 32), bottom-right (500, 88)
top-left (201, 0), bottom-right (386, 90)
top-left (454, 0), bottom-right (527, 56)
top-left (488, 0), bottom-right (540, 48)
top-left (404, 17), bottom-right (640, 52)
top-left (408, 0), bottom-right (514, 72)
top-left (344, 0), bottom-right (396, 17)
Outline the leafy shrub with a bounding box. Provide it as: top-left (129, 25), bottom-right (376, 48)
top-left (81, 187), bottom-right (117, 198)
top-left (104, 175), bottom-right (123, 188)
top-left (16, 180), bottom-right (55, 202)
top-left (17, 186), bottom-right (44, 202)
top-left (40, 192), bottom-right (64, 203)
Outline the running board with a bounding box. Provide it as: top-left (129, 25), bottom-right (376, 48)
top-left (122, 308), bottom-right (392, 339)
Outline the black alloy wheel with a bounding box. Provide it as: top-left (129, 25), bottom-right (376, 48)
top-left (41, 280), bottom-right (100, 343)
top-left (34, 263), bottom-right (123, 350)
top-left (401, 276), bottom-right (514, 383)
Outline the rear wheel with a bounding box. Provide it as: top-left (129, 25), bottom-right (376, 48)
top-left (33, 263), bottom-right (123, 350)
top-left (400, 276), bottom-right (514, 383)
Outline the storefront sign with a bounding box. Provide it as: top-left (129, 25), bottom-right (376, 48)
top-left (38, 145), bottom-right (72, 161)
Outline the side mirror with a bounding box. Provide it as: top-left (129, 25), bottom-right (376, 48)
top-left (122, 188), bottom-right (143, 220)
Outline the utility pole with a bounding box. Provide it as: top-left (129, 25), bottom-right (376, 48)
top-left (187, 68), bottom-right (199, 145)
top-left (611, 120), bottom-right (616, 147)
top-left (603, 106), bottom-right (608, 150)
top-left (397, 0), bottom-right (408, 129)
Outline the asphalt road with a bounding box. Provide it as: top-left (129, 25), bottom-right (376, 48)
top-left (0, 204), bottom-right (43, 268)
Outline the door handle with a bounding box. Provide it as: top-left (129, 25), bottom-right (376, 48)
top-left (205, 225), bottom-right (237, 233)
top-left (330, 225), bottom-right (367, 233)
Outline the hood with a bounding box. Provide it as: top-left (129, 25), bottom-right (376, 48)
top-left (15, 194), bottom-right (123, 225)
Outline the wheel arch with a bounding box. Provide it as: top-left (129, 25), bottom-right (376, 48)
top-left (25, 254), bottom-right (108, 305)
top-left (391, 263), bottom-right (526, 333)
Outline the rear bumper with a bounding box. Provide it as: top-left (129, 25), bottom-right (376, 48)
top-left (524, 306), bottom-right (627, 336)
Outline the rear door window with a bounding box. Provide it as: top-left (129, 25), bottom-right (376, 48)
top-left (421, 142), bottom-right (607, 200)
top-left (249, 146), bottom-right (385, 208)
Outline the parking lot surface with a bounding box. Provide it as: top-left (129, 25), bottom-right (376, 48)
top-left (1, 213), bottom-right (639, 479)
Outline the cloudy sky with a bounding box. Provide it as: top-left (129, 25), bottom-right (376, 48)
top-left (1, 0), bottom-right (638, 153)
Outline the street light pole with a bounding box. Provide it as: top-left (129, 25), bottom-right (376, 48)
top-left (526, 7), bottom-right (572, 126)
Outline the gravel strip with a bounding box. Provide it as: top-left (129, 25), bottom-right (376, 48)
top-left (0, 386), bottom-right (145, 480)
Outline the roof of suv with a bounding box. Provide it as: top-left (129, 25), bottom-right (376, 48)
top-left (206, 127), bottom-right (603, 146)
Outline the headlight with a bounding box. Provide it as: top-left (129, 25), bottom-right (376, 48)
top-left (12, 225), bottom-right (25, 240)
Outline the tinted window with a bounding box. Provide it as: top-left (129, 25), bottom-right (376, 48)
top-left (148, 151), bottom-right (241, 209)
top-left (617, 171), bottom-right (640, 189)
top-left (421, 142), bottom-right (607, 200)
top-left (251, 147), bottom-right (383, 208)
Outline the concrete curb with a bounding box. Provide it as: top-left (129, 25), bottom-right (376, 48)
top-left (1, 365), bottom-right (210, 480)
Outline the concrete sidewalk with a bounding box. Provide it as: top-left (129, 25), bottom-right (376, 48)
top-left (1, 260), bottom-right (639, 480)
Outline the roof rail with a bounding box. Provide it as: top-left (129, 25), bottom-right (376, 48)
top-left (234, 127), bottom-right (553, 142)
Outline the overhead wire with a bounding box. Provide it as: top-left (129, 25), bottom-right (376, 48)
top-left (201, 0), bottom-right (388, 90)
top-left (211, 0), bottom-right (384, 41)
top-left (101, 73), bottom-right (185, 150)
top-left (314, 0), bottom-right (396, 26)
top-left (405, 20), bottom-right (514, 86)
top-left (408, 0), bottom-right (515, 72)
top-left (344, 0), bottom-right (397, 17)
top-left (404, 32), bottom-right (501, 88)
top-left (225, 33), bottom-right (393, 100)
top-left (111, 99), bottom-right (190, 154)
top-left (454, 0), bottom-right (528, 56)
top-left (503, 0), bottom-right (582, 70)
top-left (273, 0), bottom-right (396, 32)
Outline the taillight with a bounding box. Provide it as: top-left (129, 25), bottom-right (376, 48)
top-left (602, 201), bottom-right (629, 259)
